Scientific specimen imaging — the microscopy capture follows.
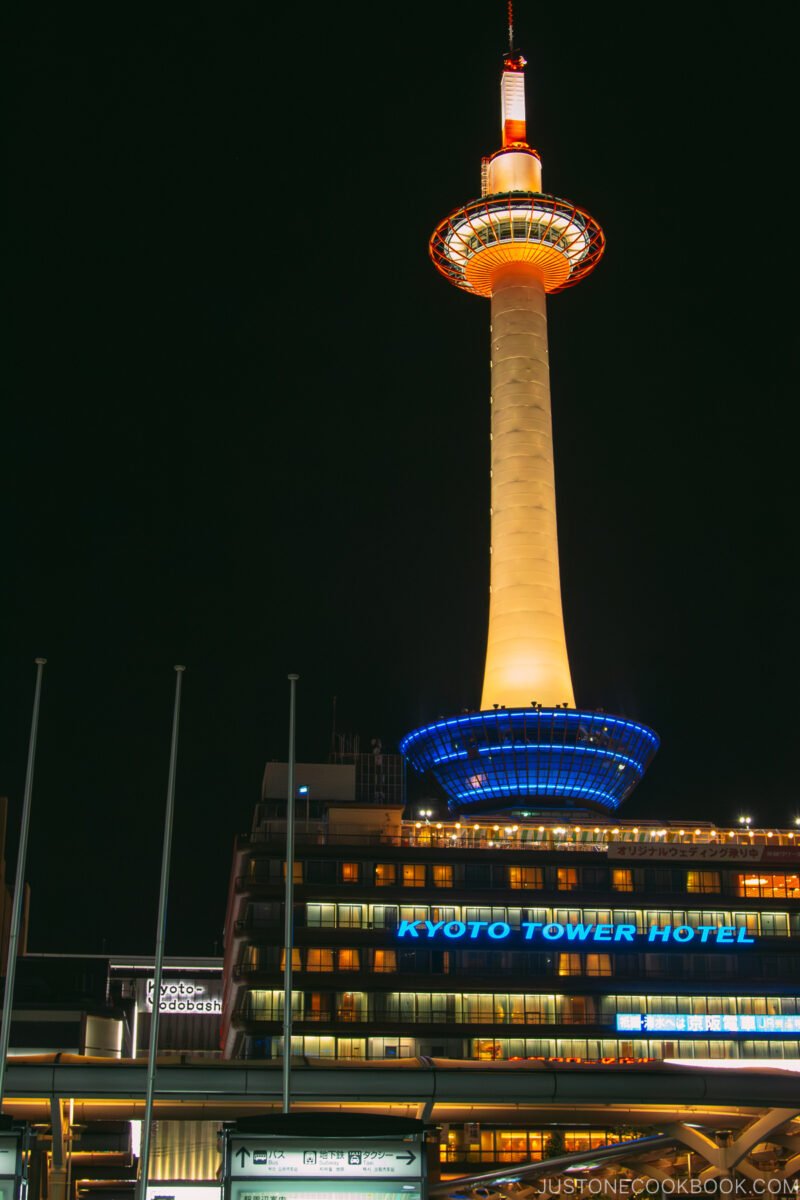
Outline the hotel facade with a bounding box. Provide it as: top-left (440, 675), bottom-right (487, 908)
top-left (221, 764), bottom-right (800, 1070)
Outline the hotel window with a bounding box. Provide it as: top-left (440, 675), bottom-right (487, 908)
top-left (558, 953), bottom-right (582, 976)
top-left (432, 864), bottom-right (453, 888)
top-left (687, 870), bottom-right (721, 894)
top-left (612, 869), bottom-right (634, 892)
top-left (466, 906), bottom-right (507, 924)
top-left (306, 903), bottom-right (336, 928)
top-left (337, 949), bottom-right (360, 971)
top-left (579, 909), bottom-right (608, 928)
top-left (760, 912), bottom-right (789, 937)
top-left (306, 949), bottom-right (334, 972)
top-left (306, 993), bottom-right (330, 1021)
top-left (279, 949), bottom-right (302, 971)
top-left (585, 954), bottom-right (612, 977)
top-left (403, 864), bottom-right (426, 887)
top-left (736, 873), bottom-right (800, 898)
top-left (337, 904), bottom-right (363, 928)
top-left (508, 866), bottom-right (543, 890)
top-left (556, 909), bottom-right (581, 926)
top-left (400, 905), bottom-right (428, 924)
top-left (282, 862), bottom-right (303, 883)
top-left (336, 992), bottom-right (363, 1021)
top-left (373, 949), bottom-right (397, 973)
top-left (557, 868), bottom-right (578, 891)
top-left (340, 862), bottom-right (361, 883)
top-left (375, 863), bottom-right (396, 886)
top-left (734, 911), bottom-right (760, 937)
top-left (304, 860), bottom-right (335, 884)
top-left (371, 905), bottom-right (398, 929)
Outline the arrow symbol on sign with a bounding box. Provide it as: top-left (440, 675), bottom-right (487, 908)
top-left (236, 1147), bottom-right (251, 1168)
top-left (395, 1152), bottom-right (416, 1166)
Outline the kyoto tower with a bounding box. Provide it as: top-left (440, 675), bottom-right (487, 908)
top-left (401, 16), bottom-right (659, 816)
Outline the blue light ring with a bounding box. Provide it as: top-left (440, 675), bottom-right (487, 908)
top-left (427, 743), bottom-right (646, 776)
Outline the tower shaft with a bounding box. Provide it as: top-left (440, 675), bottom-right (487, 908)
top-left (481, 262), bottom-right (574, 711)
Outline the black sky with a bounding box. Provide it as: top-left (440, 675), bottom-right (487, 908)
top-left (3, 4), bottom-right (796, 955)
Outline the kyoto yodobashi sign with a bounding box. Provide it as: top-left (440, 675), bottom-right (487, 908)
top-left (141, 978), bottom-right (223, 1014)
top-left (225, 1119), bottom-right (426, 1200)
top-left (395, 920), bottom-right (755, 944)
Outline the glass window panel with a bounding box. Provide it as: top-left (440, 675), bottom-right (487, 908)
top-left (687, 871), bottom-right (720, 893)
top-left (306, 949), bottom-right (334, 972)
top-left (337, 948), bottom-right (360, 970)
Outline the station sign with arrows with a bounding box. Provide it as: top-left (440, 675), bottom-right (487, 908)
top-left (229, 1138), bottom-right (420, 1180)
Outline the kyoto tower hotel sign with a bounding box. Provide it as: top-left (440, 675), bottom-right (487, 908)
top-left (401, 30), bottom-right (659, 816)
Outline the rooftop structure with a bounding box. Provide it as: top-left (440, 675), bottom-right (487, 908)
top-left (401, 39), bottom-right (658, 815)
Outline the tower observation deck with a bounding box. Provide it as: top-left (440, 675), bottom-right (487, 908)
top-left (400, 39), bottom-right (658, 816)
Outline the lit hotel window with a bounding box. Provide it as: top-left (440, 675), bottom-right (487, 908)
top-left (557, 868), bottom-right (578, 890)
top-left (306, 949), bottom-right (334, 972)
top-left (687, 870), bottom-right (721, 894)
top-left (373, 949), bottom-right (397, 973)
top-left (612, 869), bottom-right (633, 892)
top-left (403, 864), bottom-right (426, 887)
top-left (558, 953), bottom-right (582, 976)
top-left (375, 863), bottom-right (396, 886)
top-left (279, 949), bottom-right (302, 971)
top-left (432, 864), bottom-right (453, 887)
top-left (585, 954), bottom-right (612, 976)
top-left (341, 862), bottom-right (361, 883)
top-left (337, 949), bottom-right (360, 971)
top-left (282, 862), bottom-right (303, 883)
top-left (508, 866), bottom-right (543, 890)
top-left (736, 872), bottom-right (800, 899)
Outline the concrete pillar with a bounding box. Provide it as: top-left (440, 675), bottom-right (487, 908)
top-left (480, 262), bottom-right (575, 711)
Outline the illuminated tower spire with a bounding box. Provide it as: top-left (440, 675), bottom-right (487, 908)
top-left (401, 33), bottom-right (659, 816)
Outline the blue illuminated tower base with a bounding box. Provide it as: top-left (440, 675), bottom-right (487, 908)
top-left (400, 709), bottom-right (659, 816)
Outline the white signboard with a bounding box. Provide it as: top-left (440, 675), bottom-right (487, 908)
top-left (230, 1139), bottom-right (419, 1180)
top-left (230, 1182), bottom-right (420, 1200)
top-left (141, 978), bottom-right (222, 1014)
top-left (0, 1137), bottom-right (17, 1180)
top-left (147, 1188), bottom-right (220, 1200)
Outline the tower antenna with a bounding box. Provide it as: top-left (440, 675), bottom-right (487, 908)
top-left (507, 1), bottom-right (514, 53)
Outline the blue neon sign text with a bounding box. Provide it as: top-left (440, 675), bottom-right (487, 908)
top-left (395, 921), bottom-right (755, 945)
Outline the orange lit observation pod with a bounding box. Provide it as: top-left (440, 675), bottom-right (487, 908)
top-left (429, 192), bottom-right (605, 297)
top-left (402, 41), bottom-right (658, 816)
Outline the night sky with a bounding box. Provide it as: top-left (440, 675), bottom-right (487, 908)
top-left (3, 5), bottom-right (795, 955)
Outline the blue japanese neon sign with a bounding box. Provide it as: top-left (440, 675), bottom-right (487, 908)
top-left (395, 920), bottom-right (755, 945)
top-left (617, 1013), bottom-right (800, 1034)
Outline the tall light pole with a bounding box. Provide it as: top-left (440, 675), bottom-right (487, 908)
top-left (138, 666), bottom-right (185, 1200)
top-left (282, 673), bottom-right (299, 1113)
top-left (0, 657), bottom-right (46, 1109)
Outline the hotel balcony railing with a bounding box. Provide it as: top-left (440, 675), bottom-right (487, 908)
top-left (244, 824), bottom-right (799, 851)
top-left (234, 1008), bottom-right (611, 1026)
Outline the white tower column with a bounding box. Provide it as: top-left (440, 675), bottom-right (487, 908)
top-left (480, 261), bottom-right (575, 711)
